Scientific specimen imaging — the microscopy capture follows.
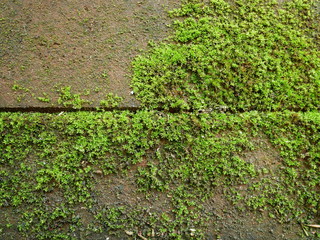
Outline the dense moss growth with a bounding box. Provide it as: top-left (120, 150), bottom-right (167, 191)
top-left (1, 0), bottom-right (320, 239)
top-left (132, 0), bottom-right (320, 111)
top-left (0, 111), bottom-right (319, 239)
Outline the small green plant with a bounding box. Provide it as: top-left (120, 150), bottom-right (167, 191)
top-left (36, 93), bottom-right (51, 103)
top-left (36, 97), bottom-right (50, 103)
top-left (57, 86), bottom-right (89, 109)
top-left (101, 71), bottom-right (109, 80)
top-left (12, 84), bottom-right (30, 93)
top-left (99, 93), bottom-right (123, 108)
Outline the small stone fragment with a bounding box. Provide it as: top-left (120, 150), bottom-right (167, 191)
top-left (138, 233), bottom-right (148, 240)
top-left (190, 229), bottom-right (196, 236)
top-left (125, 230), bottom-right (134, 236)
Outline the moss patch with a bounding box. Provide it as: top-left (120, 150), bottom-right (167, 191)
top-left (132, 0), bottom-right (320, 111)
top-left (0, 111), bottom-right (319, 239)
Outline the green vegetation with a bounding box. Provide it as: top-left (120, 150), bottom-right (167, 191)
top-left (56, 87), bottom-right (124, 109)
top-left (37, 93), bottom-right (51, 103)
top-left (132, 0), bottom-right (319, 111)
top-left (100, 93), bottom-right (123, 108)
top-left (11, 84), bottom-right (32, 103)
top-left (11, 83), bottom-right (124, 109)
top-left (0, 111), bottom-right (319, 238)
top-left (1, 0), bottom-right (320, 239)
top-left (57, 86), bottom-right (90, 109)
top-left (12, 84), bottom-right (30, 92)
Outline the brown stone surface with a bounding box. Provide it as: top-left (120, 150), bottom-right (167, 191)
top-left (0, 0), bottom-right (180, 108)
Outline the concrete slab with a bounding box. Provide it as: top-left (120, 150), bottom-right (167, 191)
top-left (0, 0), bottom-right (181, 109)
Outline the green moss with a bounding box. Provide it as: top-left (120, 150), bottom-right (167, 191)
top-left (0, 111), bottom-right (319, 238)
top-left (1, 0), bottom-right (320, 239)
top-left (131, 0), bottom-right (320, 111)
top-left (57, 86), bottom-right (90, 109)
top-left (36, 93), bottom-right (51, 103)
top-left (99, 93), bottom-right (123, 108)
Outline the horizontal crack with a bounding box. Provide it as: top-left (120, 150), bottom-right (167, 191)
top-left (0, 106), bottom-right (317, 114)
top-left (0, 106), bottom-right (141, 113)
top-left (0, 106), bottom-right (184, 113)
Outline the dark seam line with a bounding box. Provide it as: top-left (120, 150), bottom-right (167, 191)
top-left (0, 107), bottom-right (318, 114)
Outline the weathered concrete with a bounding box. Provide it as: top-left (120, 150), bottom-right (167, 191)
top-left (0, 0), bottom-right (180, 109)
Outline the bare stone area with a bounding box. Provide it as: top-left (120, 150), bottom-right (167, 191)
top-left (0, 0), bottom-right (180, 108)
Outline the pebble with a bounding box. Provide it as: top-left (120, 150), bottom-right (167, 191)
top-left (125, 230), bottom-right (134, 236)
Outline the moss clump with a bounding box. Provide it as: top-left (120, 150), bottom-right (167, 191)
top-left (100, 93), bottom-right (123, 108)
top-left (131, 0), bottom-right (320, 111)
top-left (57, 86), bottom-right (90, 109)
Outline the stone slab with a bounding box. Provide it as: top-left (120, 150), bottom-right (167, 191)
top-left (0, 0), bottom-right (180, 109)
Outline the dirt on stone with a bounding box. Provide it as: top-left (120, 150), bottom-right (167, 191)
top-left (0, 0), bottom-right (180, 108)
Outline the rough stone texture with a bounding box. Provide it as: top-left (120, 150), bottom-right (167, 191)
top-left (0, 0), bottom-right (180, 108)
